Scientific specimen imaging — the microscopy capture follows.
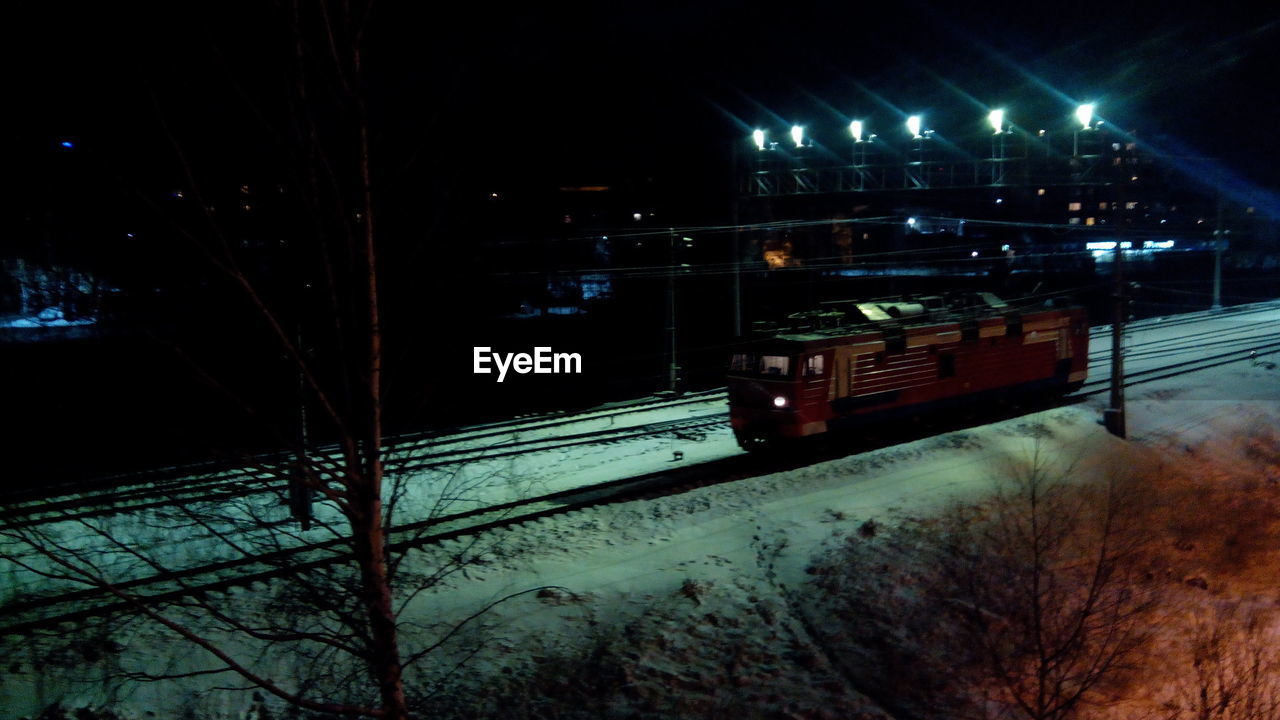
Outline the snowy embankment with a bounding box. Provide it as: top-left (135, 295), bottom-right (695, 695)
top-left (402, 353), bottom-right (1280, 718)
top-left (6, 305), bottom-right (1280, 719)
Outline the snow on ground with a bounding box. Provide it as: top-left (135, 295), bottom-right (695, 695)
top-left (400, 355), bottom-right (1280, 718)
top-left (5, 305), bottom-right (1280, 719)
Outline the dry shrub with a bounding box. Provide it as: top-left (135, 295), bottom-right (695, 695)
top-left (805, 448), bottom-right (1164, 720)
top-left (1164, 603), bottom-right (1280, 720)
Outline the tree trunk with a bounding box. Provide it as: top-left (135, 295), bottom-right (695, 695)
top-left (351, 495), bottom-right (408, 720)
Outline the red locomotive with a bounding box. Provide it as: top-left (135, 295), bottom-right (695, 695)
top-left (727, 292), bottom-right (1088, 450)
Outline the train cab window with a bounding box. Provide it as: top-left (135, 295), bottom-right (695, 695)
top-left (803, 354), bottom-right (825, 376)
top-left (730, 353), bottom-right (753, 372)
top-left (759, 355), bottom-right (790, 376)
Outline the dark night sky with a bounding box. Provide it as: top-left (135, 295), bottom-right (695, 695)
top-left (7, 0), bottom-right (1280, 478)
top-left (11, 1), bottom-right (1280, 216)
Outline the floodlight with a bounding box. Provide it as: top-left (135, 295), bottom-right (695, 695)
top-left (752, 129), bottom-right (765, 150)
top-left (850, 120), bottom-right (863, 142)
top-left (906, 115), bottom-right (922, 138)
top-left (988, 109), bottom-right (1005, 133)
top-left (790, 125), bottom-right (804, 148)
top-left (1075, 103), bottom-right (1095, 129)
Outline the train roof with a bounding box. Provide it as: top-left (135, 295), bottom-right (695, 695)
top-left (739, 292), bottom-right (1080, 351)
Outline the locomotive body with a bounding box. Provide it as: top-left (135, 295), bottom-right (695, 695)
top-left (727, 293), bottom-right (1088, 450)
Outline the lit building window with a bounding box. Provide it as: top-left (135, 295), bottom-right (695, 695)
top-left (1068, 217), bottom-right (1081, 225)
top-left (1125, 201), bottom-right (1138, 210)
top-left (1067, 202), bottom-right (1082, 211)
top-left (1037, 188), bottom-right (1046, 196)
top-left (1099, 202), bottom-right (1108, 210)
top-left (1085, 217), bottom-right (1096, 226)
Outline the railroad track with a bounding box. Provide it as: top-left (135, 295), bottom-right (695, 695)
top-left (5, 302), bottom-right (1274, 530)
top-left (4, 303), bottom-right (1278, 637)
top-left (1086, 299), bottom-right (1280, 341)
top-left (0, 445), bottom-right (751, 638)
top-left (1079, 306), bottom-right (1280, 396)
top-left (7, 301), bottom-right (1268, 518)
top-left (1078, 339), bottom-right (1280, 397)
top-left (0, 389), bottom-right (727, 525)
top-left (0, 388), bottom-right (728, 510)
top-left (1088, 314), bottom-right (1280, 370)
top-left (0, 412), bottom-right (729, 532)
top-left (2, 297), bottom-right (1269, 527)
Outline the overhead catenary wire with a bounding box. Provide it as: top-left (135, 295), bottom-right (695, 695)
top-left (481, 212), bottom-right (1222, 281)
top-left (484, 244), bottom-right (1221, 282)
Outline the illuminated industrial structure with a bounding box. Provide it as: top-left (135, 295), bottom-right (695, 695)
top-left (736, 107), bottom-right (1251, 276)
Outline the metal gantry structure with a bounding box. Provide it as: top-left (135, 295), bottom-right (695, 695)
top-left (743, 107), bottom-right (1137, 198)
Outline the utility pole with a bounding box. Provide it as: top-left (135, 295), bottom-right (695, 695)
top-left (1212, 192), bottom-right (1224, 311)
top-left (1105, 171), bottom-right (1128, 439)
top-left (665, 228), bottom-right (680, 393)
top-left (290, 322), bottom-right (313, 529)
top-left (731, 139), bottom-right (742, 337)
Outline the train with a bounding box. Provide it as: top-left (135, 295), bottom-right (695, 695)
top-left (727, 291), bottom-right (1088, 450)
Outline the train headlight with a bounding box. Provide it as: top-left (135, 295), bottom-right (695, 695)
top-left (773, 395), bottom-right (788, 408)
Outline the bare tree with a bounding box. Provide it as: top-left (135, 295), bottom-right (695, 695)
top-left (937, 449), bottom-right (1158, 720)
top-left (1168, 604), bottom-right (1280, 720)
top-left (0, 2), bottom-right (551, 718)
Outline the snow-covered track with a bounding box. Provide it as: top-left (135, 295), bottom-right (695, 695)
top-left (1079, 339), bottom-right (1280, 396)
top-left (0, 389), bottom-right (728, 511)
top-left (1087, 299), bottom-right (1280, 340)
top-left (389, 387), bottom-right (726, 448)
top-left (0, 413), bottom-right (729, 531)
top-left (0, 451), bottom-right (759, 639)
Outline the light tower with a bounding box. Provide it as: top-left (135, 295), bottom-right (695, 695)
top-left (749, 129), bottom-right (776, 196)
top-left (789, 125), bottom-right (814, 192)
top-left (988, 108), bottom-right (1007, 184)
top-left (849, 120), bottom-right (877, 190)
top-left (1073, 103), bottom-right (1095, 156)
top-left (905, 115), bottom-right (929, 188)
